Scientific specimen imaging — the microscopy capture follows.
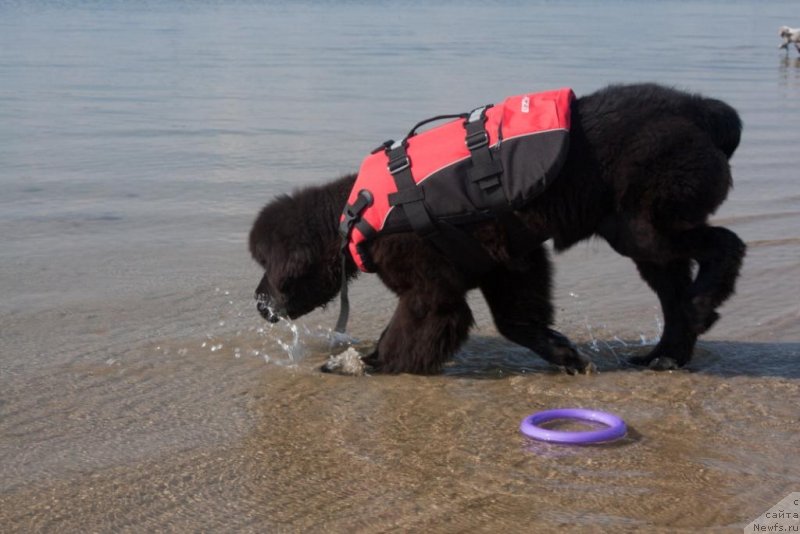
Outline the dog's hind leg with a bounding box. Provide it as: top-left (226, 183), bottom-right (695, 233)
top-left (479, 247), bottom-right (595, 374)
top-left (600, 219), bottom-right (745, 368)
top-left (599, 218), bottom-right (699, 368)
top-left (672, 225), bottom-right (746, 335)
top-left (628, 259), bottom-right (696, 369)
top-left (360, 292), bottom-right (474, 375)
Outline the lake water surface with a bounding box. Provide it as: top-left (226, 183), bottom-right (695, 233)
top-left (1, 1), bottom-right (799, 531)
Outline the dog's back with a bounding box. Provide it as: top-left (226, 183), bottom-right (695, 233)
top-left (537, 84), bottom-right (742, 251)
top-left (576, 83), bottom-right (741, 160)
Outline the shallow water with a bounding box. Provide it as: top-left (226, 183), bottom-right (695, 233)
top-left (1, 1), bottom-right (799, 532)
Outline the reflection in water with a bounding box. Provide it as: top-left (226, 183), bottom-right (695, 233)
top-left (779, 55), bottom-right (800, 68)
top-left (779, 56), bottom-right (800, 86)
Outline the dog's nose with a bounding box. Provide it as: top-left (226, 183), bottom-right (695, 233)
top-left (255, 294), bottom-right (282, 323)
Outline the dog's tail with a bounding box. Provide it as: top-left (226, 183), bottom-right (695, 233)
top-left (694, 97), bottom-right (742, 159)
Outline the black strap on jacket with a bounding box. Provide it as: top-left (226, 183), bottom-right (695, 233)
top-left (385, 141), bottom-right (437, 238)
top-left (464, 105), bottom-right (506, 211)
top-left (384, 139), bottom-right (496, 279)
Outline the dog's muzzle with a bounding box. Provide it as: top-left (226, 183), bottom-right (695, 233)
top-left (255, 294), bottom-right (284, 323)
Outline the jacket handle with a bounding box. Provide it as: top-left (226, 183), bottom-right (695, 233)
top-left (405, 113), bottom-right (468, 139)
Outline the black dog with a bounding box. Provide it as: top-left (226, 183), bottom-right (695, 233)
top-left (249, 83), bottom-right (745, 374)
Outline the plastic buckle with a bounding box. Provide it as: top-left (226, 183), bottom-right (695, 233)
top-left (388, 155), bottom-right (411, 175)
top-left (371, 139), bottom-right (395, 154)
top-left (477, 175), bottom-right (501, 190)
top-left (339, 206), bottom-right (357, 235)
top-left (468, 106), bottom-right (488, 124)
top-left (466, 131), bottom-right (489, 151)
top-left (339, 190), bottom-right (373, 239)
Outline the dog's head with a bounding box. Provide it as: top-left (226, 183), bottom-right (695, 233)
top-left (779, 26), bottom-right (792, 38)
top-left (249, 191), bottom-right (343, 323)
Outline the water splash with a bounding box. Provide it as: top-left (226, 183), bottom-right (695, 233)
top-left (262, 319), bottom-right (357, 365)
top-left (566, 291), bottom-right (663, 364)
top-left (202, 286), bottom-right (360, 366)
top-left (274, 320), bottom-right (304, 362)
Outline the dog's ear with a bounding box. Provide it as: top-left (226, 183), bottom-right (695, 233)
top-left (281, 242), bottom-right (317, 279)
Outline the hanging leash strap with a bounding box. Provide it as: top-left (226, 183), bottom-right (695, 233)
top-left (334, 252), bottom-right (350, 334)
top-left (335, 189), bottom-right (373, 333)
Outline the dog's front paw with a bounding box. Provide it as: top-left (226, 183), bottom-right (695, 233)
top-left (557, 346), bottom-right (597, 375)
top-left (628, 352), bottom-right (681, 371)
top-left (562, 359), bottom-right (598, 375)
top-left (321, 348), bottom-right (368, 376)
top-left (647, 356), bottom-right (680, 371)
top-left (545, 329), bottom-right (596, 375)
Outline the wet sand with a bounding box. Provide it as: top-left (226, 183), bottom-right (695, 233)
top-left (2, 237), bottom-right (799, 532)
top-left (2, 340), bottom-right (799, 532)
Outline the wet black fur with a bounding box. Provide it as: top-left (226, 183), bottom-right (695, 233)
top-left (249, 83), bottom-right (746, 374)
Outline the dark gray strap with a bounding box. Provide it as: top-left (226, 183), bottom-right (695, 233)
top-left (335, 190), bottom-right (374, 333)
top-left (334, 251), bottom-right (350, 333)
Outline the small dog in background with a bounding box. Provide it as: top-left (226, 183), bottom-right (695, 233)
top-left (779, 26), bottom-right (800, 54)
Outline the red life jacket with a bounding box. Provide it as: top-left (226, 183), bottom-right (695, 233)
top-left (340, 88), bottom-right (575, 273)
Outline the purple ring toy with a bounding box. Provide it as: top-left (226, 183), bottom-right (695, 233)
top-left (520, 408), bottom-right (627, 444)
